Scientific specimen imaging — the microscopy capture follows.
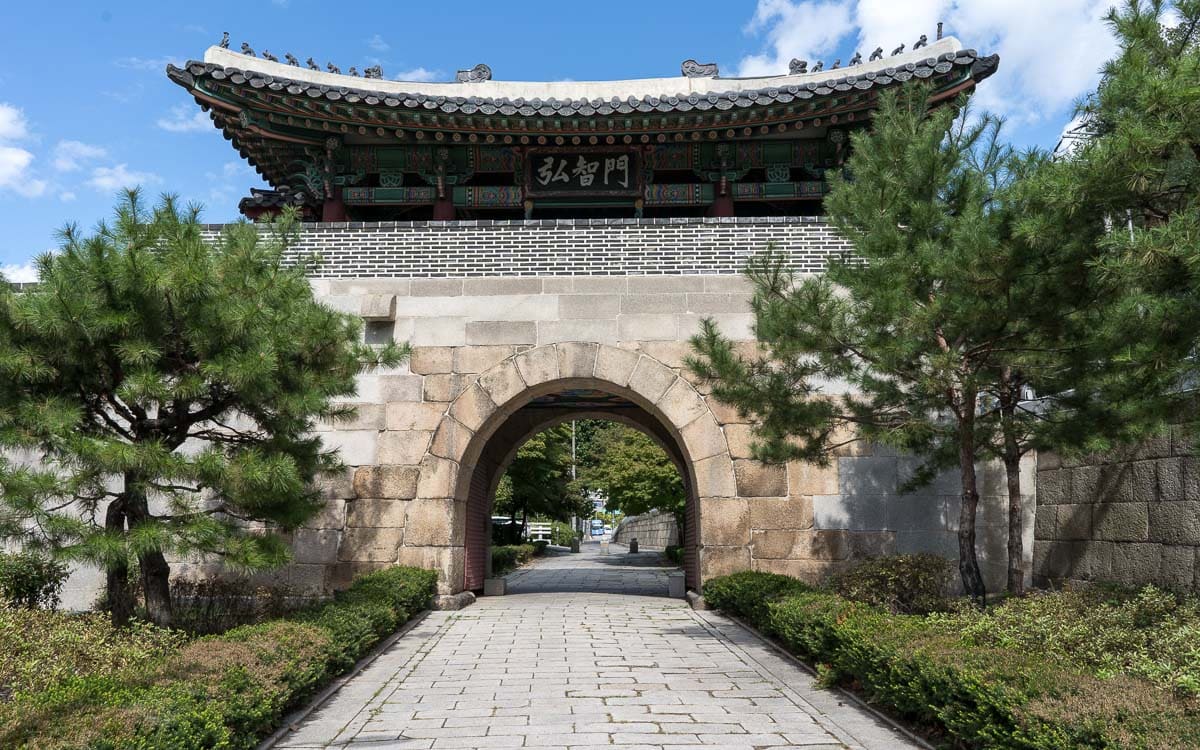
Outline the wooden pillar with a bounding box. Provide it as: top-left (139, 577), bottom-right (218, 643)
top-left (707, 194), bottom-right (735, 217)
top-left (433, 197), bottom-right (456, 220)
top-left (321, 195), bottom-right (347, 222)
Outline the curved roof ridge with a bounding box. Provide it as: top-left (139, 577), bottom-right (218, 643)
top-left (199, 37), bottom-right (968, 100)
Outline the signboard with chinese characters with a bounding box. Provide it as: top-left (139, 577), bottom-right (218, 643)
top-left (525, 150), bottom-right (641, 197)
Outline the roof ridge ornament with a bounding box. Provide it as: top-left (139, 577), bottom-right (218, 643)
top-left (849, 52), bottom-right (862, 65)
top-left (869, 47), bottom-right (884, 61)
top-left (364, 65), bottom-right (384, 79)
top-left (306, 57), bottom-right (320, 71)
top-left (913, 34), bottom-right (928, 49)
top-left (219, 32), bottom-right (229, 49)
top-left (262, 50), bottom-right (278, 62)
top-left (891, 43), bottom-right (905, 56)
top-left (285, 53), bottom-right (299, 66)
top-left (681, 60), bottom-right (719, 78)
top-left (788, 59), bottom-right (807, 74)
top-left (241, 42), bottom-right (255, 57)
top-left (456, 64), bottom-right (492, 83)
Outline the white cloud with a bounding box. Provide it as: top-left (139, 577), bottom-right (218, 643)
top-left (737, 0), bottom-right (1117, 126)
top-left (0, 103), bottom-right (30, 140)
top-left (60, 190), bottom-right (76, 202)
top-left (53, 140), bottom-right (107, 172)
top-left (114, 56), bottom-right (182, 71)
top-left (157, 104), bottom-right (211, 133)
top-left (86, 164), bottom-right (161, 193)
top-left (0, 145), bottom-right (47, 197)
top-left (0, 104), bottom-right (46, 197)
top-left (1, 261), bottom-right (39, 283)
top-left (393, 67), bottom-right (441, 82)
top-left (736, 0), bottom-right (855, 77)
top-left (367, 34), bottom-right (390, 52)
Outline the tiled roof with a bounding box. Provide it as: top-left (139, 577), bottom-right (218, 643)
top-left (168, 45), bottom-right (996, 119)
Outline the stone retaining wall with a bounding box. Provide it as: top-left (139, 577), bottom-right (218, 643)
top-left (612, 510), bottom-right (679, 550)
top-left (1034, 428), bottom-right (1200, 592)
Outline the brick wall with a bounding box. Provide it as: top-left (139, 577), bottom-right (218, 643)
top-left (1034, 427), bottom-right (1200, 593)
top-left (198, 217), bottom-right (852, 278)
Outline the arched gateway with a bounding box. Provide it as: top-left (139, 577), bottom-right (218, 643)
top-left (447, 344), bottom-right (725, 591)
top-left (128, 33), bottom-right (1027, 612)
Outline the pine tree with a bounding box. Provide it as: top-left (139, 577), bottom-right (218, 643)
top-left (1034, 0), bottom-right (1200, 440)
top-left (0, 191), bottom-right (406, 626)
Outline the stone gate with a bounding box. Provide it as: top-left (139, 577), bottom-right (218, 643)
top-left (136, 217), bottom-right (1035, 607)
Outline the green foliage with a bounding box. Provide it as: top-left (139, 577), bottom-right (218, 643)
top-left (703, 569), bottom-right (811, 628)
top-left (663, 545), bottom-right (684, 565)
top-left (0, 192), bottom-right (407, 626)
top-left (491, 544), bottom-right (537, 575)
top-left (829, 554), bottom-right (955, 615)
top-left (0, 608), bottom-right (186, 701)
top-left (0, 566), bottom-right (437, 749)
top-left (704, 571), bottom-right (1200, 748)
top-left (944, 585), bottom-right (1200, 701)
top-left (0, 551), bottom-right (68, 609)
top-left (549, 520), bottom-right (578, 546)
top-left (1030, 0), bottom-right (1200, 445)
top-left (494, 425), bottom-right (578, 523)
top-left (574, 422), bottom-right (684, 523)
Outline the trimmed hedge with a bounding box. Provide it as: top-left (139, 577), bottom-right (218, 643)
top-left (704, 570), bottom-right (1200, 749)
top-left (491, 543), bottom-right (538, 575)
top-left (0, 566), bottom-right (437, 750)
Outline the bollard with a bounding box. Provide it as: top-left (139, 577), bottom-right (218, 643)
top-left (668, 571), bottom-right (686, 599)
top-left (601, 540), bottom-right (609, 554)
top-left (570, 537), bottom-right (580, 553)
top-left (629, 538), bottom-right (639, 554)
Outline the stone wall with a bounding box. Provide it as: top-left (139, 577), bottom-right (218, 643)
top-left (612, 510), bottom-right (679, 550)
top-left (1034, 428), bottom-right (1200, 592)
top-left (199, 217), bottom-right (852, 278)
top-left (44, 218), bottom-right (1036, 605)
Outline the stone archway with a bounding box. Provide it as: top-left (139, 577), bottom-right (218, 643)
top-left (418, 343), bottom-right (734, 594)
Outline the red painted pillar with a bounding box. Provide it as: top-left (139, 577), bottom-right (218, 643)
top-left (433, 197), bottom-right (456, 220)
top-left (707, 194), bottom-right (735, 217)
top-left (321, 195), bottom-right (347, 222)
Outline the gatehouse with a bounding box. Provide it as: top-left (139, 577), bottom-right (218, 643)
top-left (137, 33), bottom-right (1026, 605)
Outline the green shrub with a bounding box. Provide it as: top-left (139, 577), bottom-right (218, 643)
top-left (0, 552), bottom-right (68, 609)
top-left (704, 570), bottom-right (1200, 748)
top-left (550, 521), bottom-right (578, 546)
top-left (663, 545), bottom-right (684, 565)
top-left (491, 544), bottom-right (537, 575)
top-left (0, 565), bottom-right (437, 750)
top-left (946, 584), bottom-right (1200, 701)
top-left (829, 553), bottom-right (954, 614)
top-left (0, 608), bottom-right (186, 700)
top-left (703, 570), bottom-right (811, 629)
top-left (531, 540), bottom-right (549, 556)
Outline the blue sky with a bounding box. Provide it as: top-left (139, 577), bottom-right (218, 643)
top-left (1, 0), bottom-right (1122, 276)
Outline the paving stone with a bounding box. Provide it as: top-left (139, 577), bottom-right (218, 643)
top-left (281, 542), bottom-right (918, 749)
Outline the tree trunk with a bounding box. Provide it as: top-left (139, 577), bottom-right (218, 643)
top-left (104, 497), bottom-right (134, 627)
top-left (999, 370), bottom-right (1026, 596)
top-left (139, 551), bottom-right (174, 628)
top-left (123, 477), bottom-right (175, 628)
top-left (957, 389), bottom-right (987, 606)
top-left (1002, 449), bottom-right (1024, 596)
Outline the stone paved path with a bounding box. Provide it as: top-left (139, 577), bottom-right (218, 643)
top-left (274, 543), bottom-right (922, 750)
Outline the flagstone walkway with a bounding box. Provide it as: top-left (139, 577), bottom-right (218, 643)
top-left (272, 543), bottom-right (923, 750)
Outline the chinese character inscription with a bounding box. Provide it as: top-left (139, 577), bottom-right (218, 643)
top-left (528, 151), bottom-right (638, 194)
